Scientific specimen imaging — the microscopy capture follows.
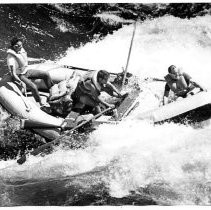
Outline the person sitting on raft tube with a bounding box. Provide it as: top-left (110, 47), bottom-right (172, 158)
top-left (163, 65), bottom-right (206, 105)
top-left (47, 71), bottom-right (81, 117)
top-left (7, 37), bottom-right (54, 107)
top-left (71, 70), bottom-right (124, 115)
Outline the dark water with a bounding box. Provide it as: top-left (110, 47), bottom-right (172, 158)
top-left (0, 165), bottom-right (157, 206)
top-left (1, 3), bottom-right (211, 206)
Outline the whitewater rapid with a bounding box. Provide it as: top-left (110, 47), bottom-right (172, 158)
top-left (1, 14), bottom-right (211, 205)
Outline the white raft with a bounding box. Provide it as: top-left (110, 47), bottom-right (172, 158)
top-left (0, 75), bottom-right (63, 140)
top-left (137, 90), bottom-right (211, 125)
top-left (0, 63), bottom-right (139, 140)
top-left (0, 63), bottom-right (82, 140)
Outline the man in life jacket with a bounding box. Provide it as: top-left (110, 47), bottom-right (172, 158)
top-left (47, 71), bottom-right (81, 117)
top-left (163, 65), bottom-right (206, 105)
top-left (71, 70), bottom-right (124, 114)
top-left (7, 37), bottom-right (54, 107)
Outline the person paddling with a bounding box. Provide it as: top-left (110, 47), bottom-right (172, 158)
top-left (71, 70), bottom-right (124, 114)
top-left (162, 65), bottom-right (206, 105)
top-left (7, 37), bottom-right (54, 107)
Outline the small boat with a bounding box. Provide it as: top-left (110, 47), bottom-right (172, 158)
top-left (137, 90), bottom-right (211, 127)
top-left (0, 62), bottom-right (140, 140)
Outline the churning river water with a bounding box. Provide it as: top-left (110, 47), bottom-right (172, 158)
top-left (1, 13), bottom-right (211, 206)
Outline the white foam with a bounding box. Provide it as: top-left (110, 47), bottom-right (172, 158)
top-left (2, 15), bottom-right (211, 204)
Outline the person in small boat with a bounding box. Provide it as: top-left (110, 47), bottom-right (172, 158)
top-left (163, 65), bottom-right (206, 105)
top-left (47, 71), bottom-right (81, 117)
top-left (71, 70), bottom-right (124, 114)
top-left (7, 37), bottom-right (54, 107)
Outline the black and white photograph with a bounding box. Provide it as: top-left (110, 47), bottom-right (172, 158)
top-left (0, 1), bottom-right (211, 207)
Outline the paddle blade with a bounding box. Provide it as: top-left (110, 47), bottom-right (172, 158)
top-left (21, 119), bottom-right (62, 129)
top-left (17, 155), bottom-right (26, 165)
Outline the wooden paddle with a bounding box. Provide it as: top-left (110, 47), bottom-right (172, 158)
top-left (61, 65), bottom-right (166, 83)
top-left (61, 64), bottom-right (119, 76)
top-left (17, 107), bottom-right (113, 165)
top-left (122, 21), bottom-right (136, 88)
top-left (144, 77), bottom-right (165, 82)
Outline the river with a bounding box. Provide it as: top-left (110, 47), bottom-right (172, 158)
top-left (0, 5), bottom-right (211, 206)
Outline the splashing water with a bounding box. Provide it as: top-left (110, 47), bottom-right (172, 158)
top-left (1, 15), bottom-right (211, 205)
top-left (59, 15), bottom-right (211, 86)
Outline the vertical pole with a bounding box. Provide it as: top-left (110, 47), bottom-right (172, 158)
top-left (122, 21), bottom-right (137, 88)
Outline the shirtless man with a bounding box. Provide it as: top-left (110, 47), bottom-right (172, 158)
top-left (163, 65), bottom-right (206, 105)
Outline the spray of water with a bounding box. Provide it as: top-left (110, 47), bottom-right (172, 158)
top-left (1, 15), bottom-right (211, 204)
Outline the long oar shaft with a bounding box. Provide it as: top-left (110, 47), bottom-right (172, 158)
top-left (122, 22), bottom-right (136, 87)
top-left (62, 65), bottom-right (119, 76)
top-left (17, 107), bottom-right (112, 164)
top-left (31, 107), bottom-right (112, 156)
top-left (145, 77), bottom-right (165, 82)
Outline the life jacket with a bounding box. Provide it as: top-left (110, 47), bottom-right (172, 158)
top-left (74, 71), bottom-right (101, 102)
top-left (7, 48), bottom-right (28, 73)
top-left (91, 70), bottom-right (102, 92)
top-left (49, 75), bottom-right (80, 116)
top-left (164, 73), bottom-right (189, 96)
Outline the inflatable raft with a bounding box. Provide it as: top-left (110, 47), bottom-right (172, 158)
top-left (0, 63), bottom-right (140, 140)
top-left (0, 63), bottom-right (90, 140)
top-left (138, 90), bottom-right (211, 126)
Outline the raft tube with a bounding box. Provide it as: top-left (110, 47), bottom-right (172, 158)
top-left (137, 91), bottom-right (211, 124)
top-left (0, 75), bottom-right (63, 140)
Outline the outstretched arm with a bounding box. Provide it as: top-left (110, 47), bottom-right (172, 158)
top-left (190, 79), bottom-right (206, 91)
top-left (105, 82), bottom-right (122, 98)
top-left (10, 65), bottom-right (26, 92)
top-left (97, 96), bottom-right (115, 108)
